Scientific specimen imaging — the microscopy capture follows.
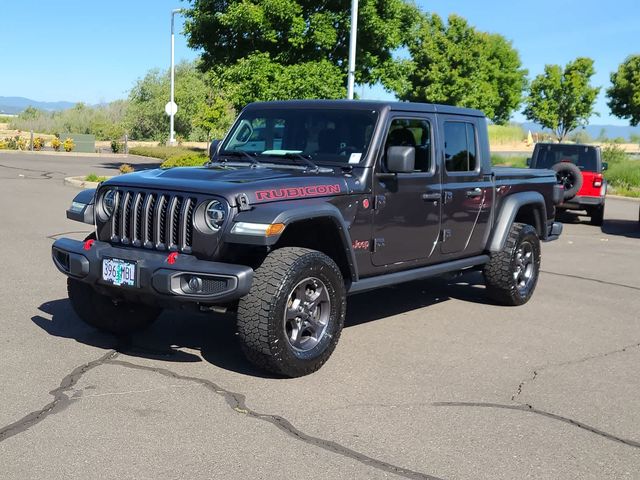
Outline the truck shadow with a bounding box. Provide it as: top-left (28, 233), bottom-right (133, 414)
top-left (600, 219), bottom-right (640, 239)
top-left (32, 271), bottom-right (490, 377)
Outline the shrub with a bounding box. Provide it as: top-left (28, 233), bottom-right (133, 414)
top-left (33, 136), bottom-right (45, 151)
top-left (16, 136), bottom-right (27, 150)
top-left (0, 138), bottom-right (9, 149)
top-left (110, 140), bottom-right (123, 153)
top-left (85, 173), bottom-right (108, 182)
top-left (160, 153), bottom-right (208, 168)
top-left (119, 163), bottom-right (134, 174)
top-left (602, 143), bottom-right (627, 165)
top-left (51, 137), bottom-right (61, 151)
top-left (63, 137), bottom-right (75, 152)
top-left (129, 145), bottom-right (205, 161)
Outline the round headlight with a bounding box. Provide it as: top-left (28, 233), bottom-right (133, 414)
top-left (205, 200), bottom-right (226, 230)
top-left (102, 189), bottom-right (117, 217)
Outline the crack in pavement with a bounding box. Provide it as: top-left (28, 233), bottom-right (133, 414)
top-left (511, 341), bottom-right (640, 402)
top-left (0, 350), bottom-right (442, 480)
top-left (105, 358), bottom-right (442, 480)
top-left (433, 402), bottom-right (640, 449)
top-left (0, 162), bottom-right (66, 180)
top-left (0, 350), bottom-right (118, 443)
top-left (541, 270), bottom-right (640, 291)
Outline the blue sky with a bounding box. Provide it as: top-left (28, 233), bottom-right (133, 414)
top-left (1, 0), bottom-right (638, 124)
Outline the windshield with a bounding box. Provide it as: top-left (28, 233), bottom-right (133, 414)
top-left (534, 144), bottom-right (599, 171)
top-left (220, 108), bottom-right (379, 165)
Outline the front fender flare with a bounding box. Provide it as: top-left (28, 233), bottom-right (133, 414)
top-left (225, 202), bottom-right (358, 281)
top-left (66, 188), bottom-right (96, 225)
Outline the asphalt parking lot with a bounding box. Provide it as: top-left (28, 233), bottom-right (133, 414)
top-left (0, 151), bottom-right (639, 479)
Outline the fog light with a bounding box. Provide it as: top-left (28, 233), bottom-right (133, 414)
top-left (188, 276), bottom-right (203, 293)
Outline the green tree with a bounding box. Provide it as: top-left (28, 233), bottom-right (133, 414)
top-left (393, 14), bottom-right (527, 124)
top-left (607, 55), bottom-right (640, 126)
top-left (184, 0), bottom-right (417, 87)
top-left (125, 61), bottom-right (232, 141)
top-left (523, 58), bottom-right (600, 142)
top-left (221, 53), bottom-right (346, 109)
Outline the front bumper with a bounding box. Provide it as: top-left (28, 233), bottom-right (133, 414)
top-left (559, 195), bottom-right (605, 210)
top-left (51, 238), bottom-right (253, 305)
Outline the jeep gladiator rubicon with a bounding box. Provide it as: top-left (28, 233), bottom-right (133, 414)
top-left (52, 100), bottom-right (563, 377)
top-left (528, 143), bottom-right (607, 225)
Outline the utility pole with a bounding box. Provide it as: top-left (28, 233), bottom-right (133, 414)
top-left (346, 0), bottom-right (358, 100)
top-left (168, 8), bottom-right (183, 145)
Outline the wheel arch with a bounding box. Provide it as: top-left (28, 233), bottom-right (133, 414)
top-left (489, 192), bottom-right (547, 252)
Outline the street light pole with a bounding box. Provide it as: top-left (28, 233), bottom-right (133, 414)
top-left (169, 8), bottom-right (183, 145)
top-left (346, 0), bottom-right (359, 100)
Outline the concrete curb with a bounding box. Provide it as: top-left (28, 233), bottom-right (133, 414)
top-left (64, 176), bottom-right (113, 189)
top-left (606, 194), bottom-right (640, 202)
top-left (1, 149), bottom-right (130, 159)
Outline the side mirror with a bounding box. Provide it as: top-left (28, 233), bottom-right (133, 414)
top-left (209, 139), bottom-right (221, 161)
top-left (526, 157), bottom-right (531, 166)
top-left (602, 161), bottom-right (608, 171)
top-left (387, 146), bottom-right (415, 173)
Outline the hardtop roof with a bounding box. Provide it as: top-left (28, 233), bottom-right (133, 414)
top-left (244, 99), bottom-right (486, 118)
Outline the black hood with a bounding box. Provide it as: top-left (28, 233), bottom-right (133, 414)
top-left (102, 166), bottom-right (352, 206)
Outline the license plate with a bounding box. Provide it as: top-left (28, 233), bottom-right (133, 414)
top-left (102, 258), bottom-right (137, 287)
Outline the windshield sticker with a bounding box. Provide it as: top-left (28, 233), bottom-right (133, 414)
top-left (348, 153), bottom-right (362, 164)
top-left (255, 184), bottom-right (341, 201)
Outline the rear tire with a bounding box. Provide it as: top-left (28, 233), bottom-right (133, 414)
top-left (589, 204), bottom-right (605, 226)
top-left (552, 162), bottom-right (583, 200)
top-left (67, 278), bottom-right (161, 335)
top-left (483, 223), bottom-right (541, 306)
top-left (237, 247), bottom-right (346, 377)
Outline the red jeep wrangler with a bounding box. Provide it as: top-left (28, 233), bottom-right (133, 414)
top-left (528, 143), bottom-right (607, 225)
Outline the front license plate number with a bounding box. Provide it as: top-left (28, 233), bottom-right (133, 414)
top-left (102, 258), bottom-right (137, 287)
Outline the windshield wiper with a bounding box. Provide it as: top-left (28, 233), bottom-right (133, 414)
top-left (215, 150), bottom-right (263, 168)
top-left (261, 152), bottom-right (320, 172)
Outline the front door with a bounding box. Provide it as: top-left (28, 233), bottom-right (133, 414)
top-left (372, 116), bottom-right (442, 267)
top-left (437, 117), bottom-right (492, 256)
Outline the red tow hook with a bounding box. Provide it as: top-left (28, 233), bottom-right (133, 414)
top-left (167, 252), bottom-right (179, 265)
top-left (83, 239), bottom-right (95, 251)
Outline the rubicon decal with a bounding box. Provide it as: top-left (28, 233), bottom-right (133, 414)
top-left (255, 184), bottom-right (341, 201)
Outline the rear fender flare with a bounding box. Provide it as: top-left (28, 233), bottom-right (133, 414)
top-left (489, 192), bottom-right (547, 252)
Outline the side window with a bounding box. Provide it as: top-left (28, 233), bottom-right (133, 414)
top-left (444, 122), bottom-right (477, 172)
top-left (384, 118), bottom-right (431, 172)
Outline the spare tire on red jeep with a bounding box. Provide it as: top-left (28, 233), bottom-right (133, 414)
top-left (552, 162), bottom-right (583, 200)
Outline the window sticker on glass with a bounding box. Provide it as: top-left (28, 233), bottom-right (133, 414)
top-left (348, 153), bottom-right (362, 164)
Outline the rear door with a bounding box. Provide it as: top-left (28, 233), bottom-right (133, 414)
top-left (371, 115), bottom-right (442, 266)
top-left (437, 116), bottom-right (492, 256)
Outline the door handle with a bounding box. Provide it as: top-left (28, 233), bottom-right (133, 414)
top-left (422, 192), bottom-right (441, 202)
top-left (466, 188), bottom-right (483, 198)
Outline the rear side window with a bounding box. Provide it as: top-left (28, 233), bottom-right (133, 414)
top-left (444, 122), bottom-right (477, 172)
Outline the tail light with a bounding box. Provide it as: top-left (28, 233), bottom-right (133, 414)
top-left (593, 174), bottom-right (603, 188)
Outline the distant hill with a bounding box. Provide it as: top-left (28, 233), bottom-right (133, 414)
top-left (520, 121), bottom-right (640, 141)
top-left (0, 96), bottom-right (76, 115)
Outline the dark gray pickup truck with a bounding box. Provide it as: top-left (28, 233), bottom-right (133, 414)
top-left (52, 100), bottom-right (563, 376)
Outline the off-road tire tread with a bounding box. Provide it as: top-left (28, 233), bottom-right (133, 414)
top-left (237, 247), bottom-right (345, 377)
top-left (483, 222), bottom-right (540, 306)
top-left (589, 204), bottom-right (604, 226)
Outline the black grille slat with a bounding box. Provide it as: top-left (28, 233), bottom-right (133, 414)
top-left (185, 199), bottom-right (195, 248)
top-left (120, 192), bottom-right (132, 244)
top-left (106, 190), bottom-right (196, 253)
top-left (131, 192), bottom-right (144, 246)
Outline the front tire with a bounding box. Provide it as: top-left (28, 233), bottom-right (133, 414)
top-left (67, 278), bottom-right (161, 335)
top-left (237, 247), bottom-right (346, 377)
top-left (483, 223), bottom-right (541, 306)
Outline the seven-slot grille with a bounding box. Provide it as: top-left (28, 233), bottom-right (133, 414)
top-left (109, 190), bottom-right (197, 253)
